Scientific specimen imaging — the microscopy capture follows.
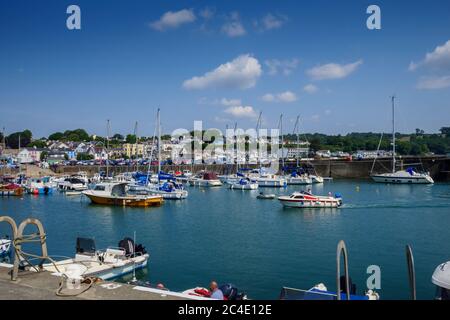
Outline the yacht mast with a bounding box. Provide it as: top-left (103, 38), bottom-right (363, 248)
top-left (134, 121), bottom-right (138, 171)
top-left (255, 112), bottom-right (262, 166)
top-left (157, 108), bottom-right (161, 183)
top-left (294, 115), bottom-right (300, 168)
top-left (279, 114), bottom-right (284, 171)
top-left (391, 96), bottom-right (396, 174)
top-left (106, 119), bottom-right (110, 178)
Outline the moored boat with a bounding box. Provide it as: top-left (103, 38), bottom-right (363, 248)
top-left (278, 191), bottom-right (342, 208)
top-left (43, 237), bottom-right (149, 280)
top-left (0, 183), bottom-right (24, 197)
top-left (82, 182), bottom-right (163, 207)
top-left (229, 178), bottom-right (258, 190)
top-left (371, 168), bottom-right (434, 184)
top-left (25, 177), bottom-right (54, 195)
top-left (257, 174), bottom-right (287, 188)
top-left (189, 172), bottom-right (222, 187)
top-left (0, 238), bottom-right (12, 257)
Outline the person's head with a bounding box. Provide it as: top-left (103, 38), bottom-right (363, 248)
top-left (209, 281), bottom-right (218, 291)
top-left (156, 283), bottom-right (165, 289)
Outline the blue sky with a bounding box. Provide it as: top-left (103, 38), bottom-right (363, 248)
top-left (1, 0), bottom-right (449, 138)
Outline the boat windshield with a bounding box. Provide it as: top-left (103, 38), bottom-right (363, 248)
top-left (94, 185), bottom-right (106, 191)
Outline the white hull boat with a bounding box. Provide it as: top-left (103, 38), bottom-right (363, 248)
top-left (257, 175), bottom-right (287, 188)
top-left (278, 191), bottom-right (342, 208)
top-left (0, 239), bottom-right (12, 257)
top-left (371, 170), bottom-right (434, 184)
top-left (229, 179), bottom-right (258, 190)
top-left (310, 175), bottom-right (324, 184)
top-left (43, 237), bottom-right (149, 281)
top-left (287, 175), bottom-right (313, 185)
top-left (188, 172), bottom-right (223, 187)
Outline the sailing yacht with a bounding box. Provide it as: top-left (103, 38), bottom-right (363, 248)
top-left (144, 109), bottom-right (188, 199)
top-left (371, 96), bottom-right (434, 184)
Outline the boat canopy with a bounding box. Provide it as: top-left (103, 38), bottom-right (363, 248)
top-left (203, 172), bottom-right (218, 180)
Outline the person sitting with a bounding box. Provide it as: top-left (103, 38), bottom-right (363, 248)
top-left (209, 281), bottom-right (224, 300)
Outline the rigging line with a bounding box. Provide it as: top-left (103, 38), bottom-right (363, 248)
top-left (370, 132), bottom-right (384, 174)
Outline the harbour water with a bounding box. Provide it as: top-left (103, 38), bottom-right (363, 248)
top-left (1, 180), bottom-right (450, 299)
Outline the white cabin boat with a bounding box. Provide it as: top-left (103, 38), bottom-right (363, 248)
top-left (257, 174), bottom-right (287, 188)
top-left (278, 191), bottom-right (342, 208)
top-left (43, 237), bottom-right (149, 281)
top-left (229, 178), bottom-right (258, 190)
top-left (189, 172), bottom-right (223, 187)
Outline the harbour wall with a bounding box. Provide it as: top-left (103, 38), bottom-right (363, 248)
top-left (2, 156), bottom-right (449, 181)
top-left (51, 156), bottom-right (449, 181)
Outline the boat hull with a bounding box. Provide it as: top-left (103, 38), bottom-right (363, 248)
top-left (279, 198), bottom-right (341, 208)
top-left (257, 179), bottom-right (287, 188)
top-left (83, 193), bottom-right (163, 207)
top-left (229, 183), bottom-right (258, 190)
top-left (189, 179), bottom-right (223, 187)
top-left (371, 174), bottom-right (434, 184)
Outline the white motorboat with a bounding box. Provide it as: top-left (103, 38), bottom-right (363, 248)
top-left (229, 178), bottom-right (258, 190)
top-left (43, 237), bottom-right (149, 281)
top-left (310, 175), bottom-right (324, 184)
top-left (57, 177), bottom-right (88, 191)
top-left (189, 172), bottom-right (223, 187)
top-left (257, 174), bottom-right (287, 188)
top-left (432, 261), bottom-right (450, 300)
top-left (0, 238), bottom-right (12, 257)
top-left (371, 96), bottom-right (434, 184)
top-left (286, 173), bottom-right (313, 185)
top-left (278, 191), bottom-right (342, 208)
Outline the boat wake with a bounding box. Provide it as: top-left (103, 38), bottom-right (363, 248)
top-left (341, 203), bottom-right (450, 210)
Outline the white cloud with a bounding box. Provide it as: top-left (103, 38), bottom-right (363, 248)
top-left (307, 60), bottom-right (363, 80)
top-left (261, 13), bottom-right (288, 30)
top-left (303, 84), bottom-right (318, 94)
top-left (409, 40), bottom-right (450, 71)
top-left (261, 91), bottom-right (297, 103)
top-left (265, 59), bottom-right (299, 76)
top-left (254, 13), bottom-right (288, 31)
top-left (221, 12), bottom-right (246, 37)
top-left (416, 75), bottom-right (450, 90)
top-left (182, 54), bottom-right (262, 90)
top-left (150, 9), bottom-right (196, 31)
top-left (325, 109), bottom-right (332, 116)
top-left (261, 93), bottom-right (275, 102)
top-left (220, 98), bottom-right (242, 106)
top-left (224, 106), bottom-right (257, 118)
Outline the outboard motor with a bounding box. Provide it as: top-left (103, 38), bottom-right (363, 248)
top-left (219, 283), bottom-right (246, 300)
top-left (339, 275), bottom-right (357, 295)
top-left (118, 237), bottom-right (135, 256)
top-left (432, 261), bottom-right (450, 300)
top-left (118, 237), bottom-right (147, 256)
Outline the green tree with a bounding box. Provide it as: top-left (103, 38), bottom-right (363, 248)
top-left (48, 132), bottom-right (64, 140)
top-left (27, 140), bottom-right (47, 148)
top-left (126, 134), bottom-right (137, 144)
top-left (77, 153), bottom-right (94, 161)
top-left (6, 130), bottom-right (32, 148)
top-left (309, 137), bottom-right (321, 152)
top-left (440, 127), bottom-right (450, 137)
top-left (40, 151), bottom-right (48, 161)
